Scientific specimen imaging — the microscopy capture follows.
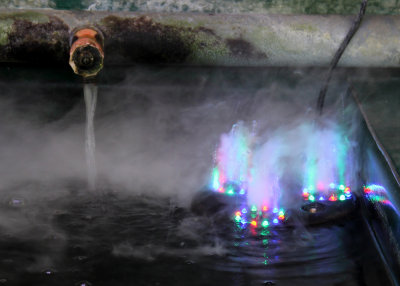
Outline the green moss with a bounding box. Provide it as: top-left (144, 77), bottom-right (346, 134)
top-left (0, 11), bottom-right (49, 24)
top-left (0, 19), bottom-right (13, 46)
top-left (291, 23), bottom-right (317, 33)
top-left (0, 11), bottom-right (51, 46)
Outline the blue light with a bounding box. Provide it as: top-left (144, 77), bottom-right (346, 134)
top-left (273, 218), bottom-right (279, 224)
top-left (242, 208), bottom-right (247, 214)
top-left (319, 196), bottom-right (325, 201)
top-left (273, 208), bottom-right (278, 213)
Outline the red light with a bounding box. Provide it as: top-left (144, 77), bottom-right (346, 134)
top-left (344, 187), bottom-right (351, 193)
top-left (250, 220), bottom-right (257, 227)
top-left (364, 187), bottom-right (372, 194)
top-left (329, 195), bottom-right (337, 201)
top-left (218, 187), bottom-right (225, 193)
top-left (235, 211), bottom-right (241, 216)
top-left (262, 206), bottom-right (268, 211)
top-left (302, 192), bottom-right (309, 198)
top-left (278, 215), bottom-right (285, 220)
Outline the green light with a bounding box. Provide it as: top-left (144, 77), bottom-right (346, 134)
top-left (261, 220), bottom-right (269, 228)
top-left (211, 167), bottom-right (220, 190)
top-left (309, 195), bottom-right (315, 201)
top-left (235, 215), bottom-right (241, 222)
top-left (338, 185), bottom-right (345, 191)
top-left (339, 194), bottom-right (346, 201)
top-left (226, 188), bottom-right (235, 195)
top-left (251, 205), bottom-right (257, 212)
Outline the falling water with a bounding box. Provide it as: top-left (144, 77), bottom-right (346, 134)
top-left (84, 83), bottom-right (97, 190)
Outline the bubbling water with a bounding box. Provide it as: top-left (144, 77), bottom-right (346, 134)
top-left (209, 119), bottom-right (356, 210)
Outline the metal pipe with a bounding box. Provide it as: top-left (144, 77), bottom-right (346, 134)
top-left (69, 27), bottom-right (104, 78)
top-left (0, 9), bottom-right (400, 67)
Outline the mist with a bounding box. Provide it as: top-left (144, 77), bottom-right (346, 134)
top-left (0, 67), bottom-right (362, 208)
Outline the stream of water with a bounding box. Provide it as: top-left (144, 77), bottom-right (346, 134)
top-left (84, 83), bottom-right (98, 190)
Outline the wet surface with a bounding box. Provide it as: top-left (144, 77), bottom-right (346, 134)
top-left (0, 181), bottom-right (392, 286)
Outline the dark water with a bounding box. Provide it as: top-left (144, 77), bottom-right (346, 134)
top-left (0, 181), bottom-right (391, 286)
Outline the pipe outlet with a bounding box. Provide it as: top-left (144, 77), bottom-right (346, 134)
top-left (69, 27), bottom-right (104, 78)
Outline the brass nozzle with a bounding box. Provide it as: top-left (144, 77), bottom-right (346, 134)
top-left (69, 27), bottom-right (104, 78)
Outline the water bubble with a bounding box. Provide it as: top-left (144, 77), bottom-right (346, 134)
top-left (42, 269), bottom-right (55, 275)
top-left (74, 256), bottom-right (88, 261)
top-left (75, 281), bottom-right (92, 286)
top-left (8, 198), bottom-right (24, 207)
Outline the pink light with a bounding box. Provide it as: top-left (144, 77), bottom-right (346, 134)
top-left (344, 187), bottom-right (351, 194)
top-left (302, 192), bottom-right (309, 198)
top-left (218, 187), bottom-right (225, 193)
top-left (329, 194), bottom-right (337, 202)
top-left (317, 182), bottom-right (324, 191)
top-left (262, 206), bottom-right (268, 211)
top-left (235, 211), bottom-right (241, 216)
top-left (364, 187), bottom-right (372, 194)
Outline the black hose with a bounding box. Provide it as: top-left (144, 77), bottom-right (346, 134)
top-left (316, 0), bottom-right (368, 115)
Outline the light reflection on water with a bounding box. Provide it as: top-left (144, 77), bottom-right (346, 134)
top-left (0, 182), bottom-right (391, 286)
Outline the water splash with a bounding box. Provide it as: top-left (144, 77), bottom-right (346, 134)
top-left (209, 121), bottom-right (356, 210)
top-left (84, 83), bottom-right (97, 190)
top-left (210, 121), bottom-right (255, 193)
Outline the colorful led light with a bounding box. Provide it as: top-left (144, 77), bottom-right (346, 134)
top-left (273, 218), bottom-right (279, 224)
top-left (364, 186), bottom-right (372, 194)
top-left (329, 183), bottom-right (335, 189)
top-left (278, 215), bottom-right (285, 220)
top-left (273, 208), bottom-right (278, 213)
top-left (250, 220), bottom-right (257, 227)
top-left (226, 190), bottom-right (235, 195)
top-left (308, 195), bottom-right (315, 201)
top-left (339, 194), bottom-right (346, 201)
top-left (251, 205), bottom-right (257, 212)
top-left (261, 220), bottom-right (269, 227)
top-left (319, 196), bottom-right (325, 201)
top-left (262, 206), bottom-right (268, 211)
top-left (344, 187), bottom-right (351, 194)
top-left (235, 215), bottom-right (241, 222)
top-left (338, 185), bottom-right (345, 191)
top-left (242, 208), bottom-right (247, 214)
top-left (239, 189), bottom-right (245, 195)
top-left (235, 211), bottom-right (241, 216)
top-left (329, 194), bottom-right (337, 202)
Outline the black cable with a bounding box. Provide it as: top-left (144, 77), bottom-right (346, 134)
top-left (316, 0), bottom-right (368, 115)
